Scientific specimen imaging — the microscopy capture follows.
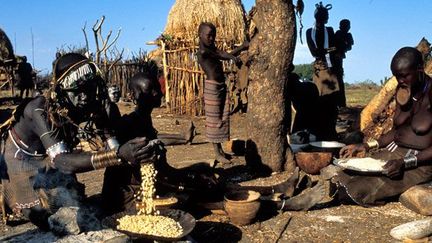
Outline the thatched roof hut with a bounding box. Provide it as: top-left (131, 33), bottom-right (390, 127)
top-left (0, 28), bottom-right (14, 62)
top-left (158, 0), bottom-right (248, 116)
top-left (164, 0), bottom-right (247, 45)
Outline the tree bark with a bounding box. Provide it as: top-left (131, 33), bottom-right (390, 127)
top-left (245, 0), bottom-right (297, 173)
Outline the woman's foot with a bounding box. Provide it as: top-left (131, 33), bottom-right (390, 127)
top-left (213, 143), bottom-right (231, 165)
top-left (184, 121), bottom-right (196, 144)
top-left (215, 154), bottom-right (231, 165)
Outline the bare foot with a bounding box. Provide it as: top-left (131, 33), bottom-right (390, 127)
top-left (281, 180), bottom-right (326, 211)
top-left (215, 154), bottom-right (231, 165)
top-left (184, 121), bottom-right (196, 144)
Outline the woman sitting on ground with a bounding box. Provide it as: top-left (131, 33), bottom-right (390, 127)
top-left (267, 47), bottom-right (432, 211)
top-left (334, 46), bottom-right (432, 206)
top-left (0, 53), bottom-right (158, 229)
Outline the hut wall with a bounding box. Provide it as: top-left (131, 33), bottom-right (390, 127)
top-left (162, 40), bottom-right (237, 116)
top-left (101, 62), bottom-right (147, 99)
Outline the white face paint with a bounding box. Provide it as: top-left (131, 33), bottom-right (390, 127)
top-left (108, 86), bottom-right (120, 103)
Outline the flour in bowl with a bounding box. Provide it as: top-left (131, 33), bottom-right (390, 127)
top-left (339, 157), bottom-right (386, 171)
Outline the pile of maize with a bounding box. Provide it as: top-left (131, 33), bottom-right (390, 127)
top-left (116, 163), bottom-right (183, 238)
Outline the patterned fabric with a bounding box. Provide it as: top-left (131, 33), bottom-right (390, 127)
top-left (204, 80), bottom-right (230, 143)
top-left (312, 60), bottom-right (339, 96)
top-left (0, 135), bottom-right (46, 214)
top-left (335, 146), bottom-right (432, 206)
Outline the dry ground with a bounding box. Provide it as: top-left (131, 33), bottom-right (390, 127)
top-left (0, 85), bottom-right (429, 242)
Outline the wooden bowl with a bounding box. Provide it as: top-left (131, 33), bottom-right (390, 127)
top-left (154, 196), bottom-right (178, 210)
top-left (224, 190), bottom-right (261, 226)
top-left (295, 152), bottom-right (332, 175)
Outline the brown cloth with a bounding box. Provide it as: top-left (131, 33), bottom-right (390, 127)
top-left (0, 135), bottom-right (45, 214)
top-left (312, 60), bottom-right (339, 96)
top-left (204, 80), bottom-right (230, 143)
top-left (1, 133), bottom-right (84, 215)
top-left (335, 146), bottom-right (432, 206)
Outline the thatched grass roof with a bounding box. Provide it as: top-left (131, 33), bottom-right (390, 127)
top-left (164, 0), bottom-right (247, 44)
top-left (0, 28), bottom-right (14, 61)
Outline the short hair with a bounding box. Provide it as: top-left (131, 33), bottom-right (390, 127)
top-left (198, 22), bottom-right (216, 35)
top-left (391, 47), bottom-right (423, 71)
top-left (340, 19), bottom-right (350, 28)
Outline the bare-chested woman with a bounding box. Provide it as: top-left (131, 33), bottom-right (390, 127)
top-left (0, 53), bottom-right (158, 229)
top-left (197, 22), bottom-right (248, 164)
top-left (334, 47), bottom-right (432, 205)
top-left (264, 47), bottom-right (432, 211)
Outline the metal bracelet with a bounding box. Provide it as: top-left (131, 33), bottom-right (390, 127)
top-left (90, 149), bottom-right (122, 170)
top-left (46, 141), bottom-right (69, 166)
top-left (404, 154), bottom-right (418, 169)
top-left (386, 141), bottom-right (398, 152)
top-left (366, 139), bottom-right (379, 150)
top-left (279, 199), bottom-right (286, 211)
top-left (106, 137), bottom-right (120, 150)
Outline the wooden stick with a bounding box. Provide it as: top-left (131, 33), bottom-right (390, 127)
top-left (275, 216), bottom-right (292, 243)
top-left (161, 40), bottom-right (170, 109)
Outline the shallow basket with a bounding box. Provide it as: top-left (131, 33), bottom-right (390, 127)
top-left (295, 151), bottom-right (333, 175)
top-left (102, 209), bottom-right (195, 241)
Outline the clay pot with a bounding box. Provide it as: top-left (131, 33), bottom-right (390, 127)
top-left (224, 190), bottom-right (261, 226)
top-left (295, 151), bottom-right (333, 175)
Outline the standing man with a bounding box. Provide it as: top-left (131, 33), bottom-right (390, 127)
top-left (15, 56), bottom-right (35, 99)
top-left (197, 22), bottom-right (248, 164)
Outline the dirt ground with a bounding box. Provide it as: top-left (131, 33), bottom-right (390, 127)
top-left (0, 99), bottom-right (429, 242)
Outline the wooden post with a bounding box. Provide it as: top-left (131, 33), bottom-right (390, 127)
top-left (160, 40), bottom-right (170, 111)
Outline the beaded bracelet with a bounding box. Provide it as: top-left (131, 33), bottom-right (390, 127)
top-left (46, 141), bottom-right (69, 166)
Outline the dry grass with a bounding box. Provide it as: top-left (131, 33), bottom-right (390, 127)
top-left (164, 0), bottom-right (246, 44)
top-left (346, 84), bottom-right (381, 107)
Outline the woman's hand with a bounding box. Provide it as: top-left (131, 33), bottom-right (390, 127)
top-left (339, 143), bottom-right (367, 158)
top-left (117, 137), bottom-right (160, 165)
top-left (383, 159), bottom-right (404, 178)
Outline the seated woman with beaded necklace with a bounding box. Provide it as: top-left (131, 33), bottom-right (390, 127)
top-left (0, 53), bottom-right (159, 229)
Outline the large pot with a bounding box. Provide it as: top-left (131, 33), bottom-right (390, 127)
top-left (224, 190), bottom-right (261, 226)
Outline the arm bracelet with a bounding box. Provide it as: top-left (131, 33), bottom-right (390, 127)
top-left (46, 141), bottom-right (69, 167)
top-left (90, 149), bottom-right (123, 170)
top-left (106, 137), bottom-right (120, 150)
top-left (366, 139), bottom-right (379, 150)
top-left (404, 155), bottom-right (418, 169)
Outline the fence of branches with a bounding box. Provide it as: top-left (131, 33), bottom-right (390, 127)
top-left (159, 39), bottom-right (237, 116)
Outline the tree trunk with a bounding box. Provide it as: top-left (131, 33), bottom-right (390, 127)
top-left (245, 0), bottom-right (296, 173)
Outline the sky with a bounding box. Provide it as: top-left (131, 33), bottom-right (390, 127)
top-left (1, 0), bottom-right (431, 83)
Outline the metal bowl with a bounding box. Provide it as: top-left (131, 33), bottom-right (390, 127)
top-left (309, 141), bottom-right (346, 155)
